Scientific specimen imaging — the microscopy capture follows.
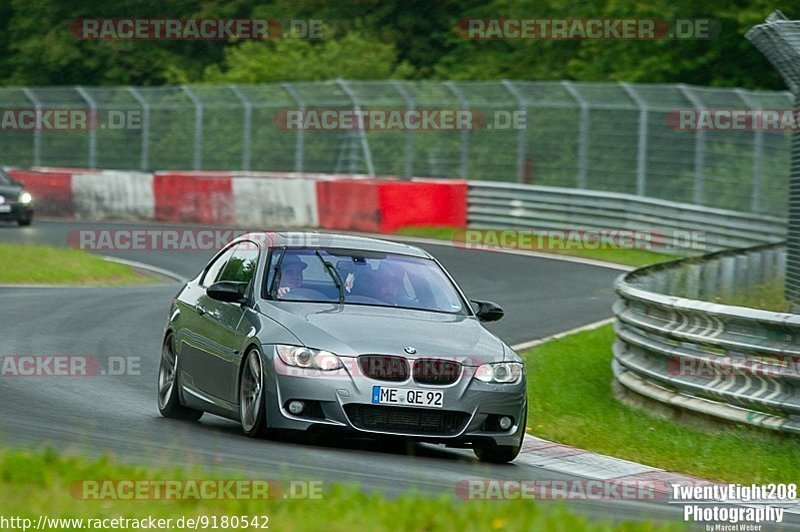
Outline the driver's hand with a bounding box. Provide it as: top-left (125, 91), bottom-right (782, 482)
top-left (277, 286), bottom-right (291, 298)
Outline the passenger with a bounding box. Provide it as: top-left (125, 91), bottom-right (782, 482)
top-left (277, 255), bottom-right (308, 298)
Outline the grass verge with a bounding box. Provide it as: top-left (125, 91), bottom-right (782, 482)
top-left (524, 324), bottom-right (799, 484)
top-left (709, 278), bottom-right (790, 313)
top-left (395, 226), bottom-right (677, 268)
top-left (0, 449), bottom-right (683, 531)
top-left (0, 243), bottom-right (155, 285)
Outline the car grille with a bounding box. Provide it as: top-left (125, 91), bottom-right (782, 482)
top-left (412, 359), bottom-right (462, 385)
top-left (358, 355), bottom-right (409, 382)
top-left (344, 404), bottom-right (470, 436)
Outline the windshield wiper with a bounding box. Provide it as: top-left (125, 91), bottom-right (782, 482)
top-left (315, 250), bottom-right (345, 304)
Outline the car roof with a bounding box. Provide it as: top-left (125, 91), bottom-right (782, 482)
top-left (236, 231), bottom-right (432, 258)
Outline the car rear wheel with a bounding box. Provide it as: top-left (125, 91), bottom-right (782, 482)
top-left (240, 348), bottom-right (269, 438)
top-left (157, 334), bottom-right (203, 421)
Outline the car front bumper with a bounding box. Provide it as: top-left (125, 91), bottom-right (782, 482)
top-left (0, 201), bottom-right (33, 221)
top-left (263, 351), bottom-right (527, 448)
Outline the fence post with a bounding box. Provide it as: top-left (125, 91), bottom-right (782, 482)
top-left (392, 81), bottom-right (415, 179)
top-left (734, 89), bottom-right (764, 213)
top-left (21, 88), bottom-right (41, 166)
top-left (678, 84), bottom-right (706, 204)
top-left (181, 85), bottom-right (203, 170)
top-left (74, 86), bottom-right (97, 169)
top-left (281, 83), bottom-right (305, 174)
top-left (126, 88), bottom-right (150, 171)
top-left (620, 82), bottom-right (649, 196)
top-left (444, 81), bottom-right (469, 179)
top-left (502, 80), bottom-right (528, 183)
top-left (336, 79), bottom-right (375, 176)
top-left (561, 81), bottom-right (589, 188)
top-left (230, 85), bottom-right (252, 172)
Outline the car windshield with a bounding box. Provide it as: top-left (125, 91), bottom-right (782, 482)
top-left (264, 248), bottom-right (466, 314)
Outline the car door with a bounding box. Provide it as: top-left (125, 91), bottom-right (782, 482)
top-left (177, 244), bottom-right (236, 393)
top-left (191, 241), bottom-right (260, 403)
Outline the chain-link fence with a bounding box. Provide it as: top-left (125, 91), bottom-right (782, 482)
top-left (0, 80), bottom-right (792, 215)
top-left (747, 11), bottom-right (800, 303)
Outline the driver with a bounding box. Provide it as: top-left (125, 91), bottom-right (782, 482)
top-left (276, 255), bottom-right (308, 298)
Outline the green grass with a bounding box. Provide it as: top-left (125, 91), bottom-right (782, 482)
top-left (0, 449), bottom-right (683, 531)
top-left (0, 243), bottom-right (155, 285)
top-left (524, 324), bottom-right (799, 484)
top-left (709, 278), bottom-right (790, 312)
top-left (395, 226), bottom-right (677, 267)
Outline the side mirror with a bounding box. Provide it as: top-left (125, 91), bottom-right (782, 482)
top-left (207, 281), bottom-right (246, 304)
top-left (471, 300), bottom-right (504, 322)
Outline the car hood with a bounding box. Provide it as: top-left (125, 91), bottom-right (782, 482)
top-left (0, 184), bottom-right (21, 199)
top-left (258, 302), bottom-right (507, 365)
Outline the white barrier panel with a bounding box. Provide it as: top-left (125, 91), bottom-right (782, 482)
top-left (72, 171), bottom-right (155, 220)
top-left (231, 176), bottom-right (319, 228)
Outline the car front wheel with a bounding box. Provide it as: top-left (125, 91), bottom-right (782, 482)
top-left (239, 348), bottom-right (270, 438)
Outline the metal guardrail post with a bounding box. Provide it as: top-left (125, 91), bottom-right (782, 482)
top-left (336, 79), bottom-right (375, 176)
top-left (444, 81), bottom-right (470, 179)
top-left (21, 88), bottom-right (41, 166)
top-left (620, 83), bottom-right (649, 196)
top-left (734, 89), bottom-right (764, 212)
top-left (74, 86), bottom-right (97, 169)
top-left (181, 85), bottom-right (203, 170)
top-left (229, 85), bottom-right (252, 171)
top-left (392, 81), bottom-right (415, 179)
top-left (678, 84), bottom-right (706, 205)
top-left (502, 80), bottom-right (528, 183)
top-left (281, 83), bottom-right (305, 174)
top-left (562, 81), bottom-right (589, 188)
top-left (719, 255), bottom-right (736, 297)
top-left (126, 88), bottom-right (150, 170)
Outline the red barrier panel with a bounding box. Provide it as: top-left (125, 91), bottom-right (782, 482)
top-left (316, 179), bottom-right (381, 232)
top-left (154, 172), bottom-right (234, 225)
top-left (7, 169), bottom-right (74, 217)
top-left (377, 180), bottom-right (467, 232)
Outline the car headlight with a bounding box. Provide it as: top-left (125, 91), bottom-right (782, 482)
top-left (19, 191), bottom-right (32, 204)
top-left (475, 362), bottom-right (523, 384)
top-left (275, 345), bottom-right (343, 371)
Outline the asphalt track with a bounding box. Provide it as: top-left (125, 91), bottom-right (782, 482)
top-left (0, 219), bottom-right (796, 528)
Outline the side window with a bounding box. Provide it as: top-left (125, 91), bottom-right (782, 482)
top-left (218, 242), bottom-right (259, 286)
top-left (200, 247), bottom-right (235, 287)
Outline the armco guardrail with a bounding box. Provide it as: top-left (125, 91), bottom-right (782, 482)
top-left (468, 181), bottom-right (786, 252)
top-left (613, 242), bottom-right (800, 434)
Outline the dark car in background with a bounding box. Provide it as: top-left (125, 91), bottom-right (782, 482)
top-left (0, 168), bottom-right (33, 226)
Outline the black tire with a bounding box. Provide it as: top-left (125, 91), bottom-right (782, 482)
top-left (157, 334), bottom-right (203, 421)
top-left (17, 218), bottom-right (32, 227)
top-left (474, 407), bottom-right (527, 464)
top-left (239, 348), bottom-right (270, 438)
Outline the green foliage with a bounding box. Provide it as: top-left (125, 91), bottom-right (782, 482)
top-left (0, 0), bottom-right (793, 88)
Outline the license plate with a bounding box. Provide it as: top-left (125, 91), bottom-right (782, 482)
top-left (371, 386), bottom-right (443, 408)
top-left (0, 205), bottom-right (10, 213)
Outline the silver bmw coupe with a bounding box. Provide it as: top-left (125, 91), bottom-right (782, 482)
top-left (158, 232), bottom-right (527, 463)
